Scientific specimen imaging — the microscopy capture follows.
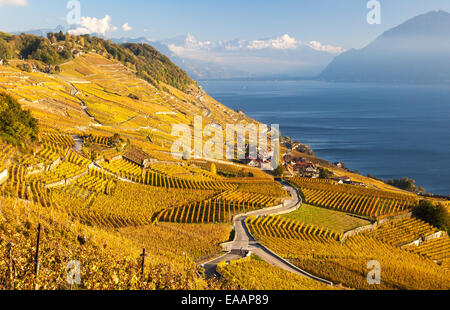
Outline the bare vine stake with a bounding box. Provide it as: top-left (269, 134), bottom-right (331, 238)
top-left (9, 244), bottom-right (14, 289)
top-left (34, 224), bottom-right (41, 277)
top-left (140, 249), bottom-right (146, 275)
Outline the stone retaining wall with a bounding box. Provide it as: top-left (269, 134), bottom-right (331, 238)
top-left (45, 169), bottom-right (88, 188)
top-left (340, 211), bottom-right (414, 241)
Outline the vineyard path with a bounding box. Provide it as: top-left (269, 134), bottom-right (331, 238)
top-left (201, 181), bottom-right (334, 286)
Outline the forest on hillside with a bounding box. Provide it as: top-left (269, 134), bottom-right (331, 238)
top-left (0, 31), bottom-right (196, 92)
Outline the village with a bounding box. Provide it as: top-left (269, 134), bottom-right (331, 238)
top-left (239, 138), bottom-right (369, 187)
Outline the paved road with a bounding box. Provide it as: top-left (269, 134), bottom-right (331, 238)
top-left (197, 91), bottom-right (211, 117)
top-left (69, 83), bottom-right (102, 125)
top-left (71, 134), bottom-right (84, 153)
top-left (201, 181), bottom-right (333, 285)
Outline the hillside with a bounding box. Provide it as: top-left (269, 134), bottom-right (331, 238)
top-left (0, 31), bottom-right (196, 91)
top-left (0, 31), bottom-right (259, 159)
top-left (0, 30), bottom-right (448, 291)
top-left (319, 11), bottom-right (450, 83)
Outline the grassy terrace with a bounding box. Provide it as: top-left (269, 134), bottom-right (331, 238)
top-left (282, 204), bottom-right (370, 233)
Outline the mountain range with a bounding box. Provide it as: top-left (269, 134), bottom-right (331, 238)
top-left (115, 34), bottom-right (344, 80)
top-left (13, 26), bottom-right (343, 79)
top-left (12, 10), bottom-right (450, 82)
top-left (319, 10), bottom-right (450, 83)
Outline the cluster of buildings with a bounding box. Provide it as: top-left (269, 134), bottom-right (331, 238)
top-left (242, 147), bottom-right (275, 170)
top-left (283, 154), bottom-right (319, 178)
top-left (243, 154), bottom-right (274, 171)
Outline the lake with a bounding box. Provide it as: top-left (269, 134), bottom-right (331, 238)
top-left (200, 79), bottom-right (450, 196)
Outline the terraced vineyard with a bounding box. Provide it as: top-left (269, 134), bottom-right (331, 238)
top-left (217, 256), bottom-right (335, 290)
top-left (75, 169), bottom-right (116, 194)
top-left (282, 204), bottom-right (371, 233)
top-left (40, 133), bottom-right (75, 148)
top-left (246, 215), bottom-right (342, 241)
top-left (290, 177), bottom-right (419, 219)
top-left (27, 162), bottom-right (87, 185)
top-left (406, 237), bottom-right (450, 270)
top-left (250, 224), bottom-right (449, 290)
top-left (0, 143), bottom-right (13, 170)
top-left (119, 223), bottom-right (232, 261)
top-left (0, 28), bottom-right (448, 292)
top-left (157, 190), bottom-right (280, 224)
top-left (372, 218), bottom-right (439, 247)
top-left (50, 180), bottom-right (219, 228)
top-left (83, 135), bottom-right (112, 146)
top-left (0, 196), bottom-right (212, 290)
top-left (100, 159), bottom-right (237, 191)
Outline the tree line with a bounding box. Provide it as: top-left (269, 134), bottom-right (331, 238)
top-left (0, 31), bottom-right (196, 92)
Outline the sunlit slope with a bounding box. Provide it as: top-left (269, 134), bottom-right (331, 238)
top-left (0, 63), bottom-right (90, 129)
top-left (1, 53), bottom-right (257, 158)
top-left (288, 150), bottom-right (414, 193)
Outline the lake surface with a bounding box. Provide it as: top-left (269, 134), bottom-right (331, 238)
top-left (200, 80), bottom-right (450, 195)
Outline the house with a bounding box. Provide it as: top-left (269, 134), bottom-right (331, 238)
top-left (122, 146), bottom-right (152, 168)
top-left (335, 176), bottom-right (351, 184)
top-left (294, 157), bottom-right (308, 164)
top-left (293, 161), bottom-right (318, 177)
top-left (246, 159), bottom-right (260, 167)
top-left (334, 162), bottom-right (346, 169)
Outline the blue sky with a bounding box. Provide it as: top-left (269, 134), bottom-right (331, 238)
top-left (1, 0), bottom-right (450, 48)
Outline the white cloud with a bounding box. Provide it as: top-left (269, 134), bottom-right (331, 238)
top-left (166, 33), bottom-right (345, 67)
top-left (247, 34), bottom-right (300, 50)
top-left (307, 41), bottom-right (345, 54)
top-left (69, 15), bottom-right (117, 36)
top-left (185, 34), bottom-right (211, 49)
top-left (122, 22), bottom-right (132, 32)
top-left (0, 0), bottom-right (28, 7)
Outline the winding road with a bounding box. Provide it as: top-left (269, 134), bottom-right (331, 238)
top-left (69, 83), bottom-right (102, 125)
top-left (197, 91), bottom-right (211, 117)
top-left (202, 181), bottom-right (334, 285)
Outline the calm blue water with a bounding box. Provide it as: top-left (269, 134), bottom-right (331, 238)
top-left (200, 80), bottom-right (450, 196)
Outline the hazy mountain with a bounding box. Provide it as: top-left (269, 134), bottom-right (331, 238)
top-left (320, 11), bottom-right (450, 83)
top-left (158, 34), bottom-right (343, 79)
top-left (115, 34), bottom-right (344, 80)
top-left (12, 25), bottom-right (67, 37)
top-left (14, 26), bottom-right (344, 80)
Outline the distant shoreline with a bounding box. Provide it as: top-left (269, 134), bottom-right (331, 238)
top-left (202, 79), bottom-right (450, 196)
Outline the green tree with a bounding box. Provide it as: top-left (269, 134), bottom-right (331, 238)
top-left (387, 177), bottom-right (424, 193)
top-left (0, 93), bottom-right (39, 148)
top-left (319, 167), bottom-right (332, 179)
top-left (274, 164), bottom-right (285, 177)
top-left (413, 200), bottom-right (449, 232)
top-left (0, 38), bottom-right (12, 60)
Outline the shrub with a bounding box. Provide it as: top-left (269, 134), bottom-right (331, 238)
top-left (0, 93), bottom-right (39, 147)
top-left (413, 200), bottom-right (449, 232)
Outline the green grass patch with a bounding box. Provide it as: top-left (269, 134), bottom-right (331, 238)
top-left (283, 204), bottom-right (370, 233)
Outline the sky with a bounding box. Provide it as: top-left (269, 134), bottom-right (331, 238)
top-left (1, 0), bottom-right (450, 49)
